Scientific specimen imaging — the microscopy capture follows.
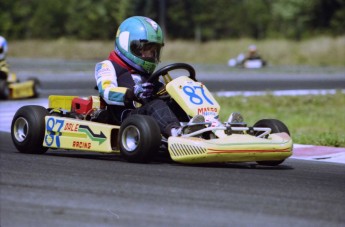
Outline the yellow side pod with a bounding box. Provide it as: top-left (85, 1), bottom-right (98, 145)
top-left (43, 116), bottom-right (120, 153)
top-left (9, 80), bottom-right (35, 99)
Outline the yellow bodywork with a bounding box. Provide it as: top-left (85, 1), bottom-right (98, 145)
top-left (43, 116), bottom-right (120, 153)
top-left (168, 133), bottom-right (293, 164)
top-left (8, 80), bottom-right (35, 99)
top-left (48, 95), bottom-right (101, 111)
top-left (166, 76), bottom-right (220, 117)
top-left (1, 61), bottom-right (37, 99)
top-left (49, 95), bottom-right (78, 111)
top-left (165, 76), bottom-right (293, 164)
top-left (45, 95), bottom-right (119, 153)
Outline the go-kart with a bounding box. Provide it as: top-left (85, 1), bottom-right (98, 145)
top-left (0, 72), bottom-right (40, 100)
top-left (11, 63), bottom-right (292, 166)
top-left (242, 59), bottom-right (266, 69)
top-left (228, 53), bottom-right (266, 69)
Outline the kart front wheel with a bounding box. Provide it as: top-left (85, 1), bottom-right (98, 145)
top-left (11, 105), bottom-right (49, 154)
top-left (119, 115), bottom-right (161, 163)
top-left (253, 119), bottom-right (290, 166)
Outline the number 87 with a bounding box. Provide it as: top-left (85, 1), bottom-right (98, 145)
top-left (183, 85), bottom-right (214, 105)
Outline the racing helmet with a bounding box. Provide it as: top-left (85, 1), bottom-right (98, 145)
top-left (248, 44), bottom-right (257, 53)
top-left (115, 16), bottom-right (164, 75)
top-left (0, 36), bottom-right (8, 61)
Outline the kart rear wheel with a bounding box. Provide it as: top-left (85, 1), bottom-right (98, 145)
top-left (119, 115), bottom-right (161, 163)
top-left (0, 80), bottom-right (10, 99)
top-left (253, 119), bottom-right (290, 166)
top-left (11, 105), bottom-right (49, 154)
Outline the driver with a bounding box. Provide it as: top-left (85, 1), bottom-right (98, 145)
top-left (94, 16), bottom-right (203, 137)
top-left (242, 44), bottom-right (267, 66)
top-left (0, 36), bottom-right (9, 80)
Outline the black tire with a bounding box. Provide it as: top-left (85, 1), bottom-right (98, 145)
top-left (11, 105), bottom-right (49, 154)
top-left (0, 80), bottom-right (10, 99)
top-left (253, 119), bottom-right (290, 166)
top-left (29, 78), bottom-right (41, 98)
top-left (254, 119), bottom-right (290, 136)
top-left (119, 115), bottom-right (161, 163)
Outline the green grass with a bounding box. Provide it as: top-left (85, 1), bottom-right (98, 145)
top-left (215, 91), bottom-right (345, 147)
top-left (9, 36), bottom-right (345, 66)
top-left (163, 36), bottom-right (345, 66)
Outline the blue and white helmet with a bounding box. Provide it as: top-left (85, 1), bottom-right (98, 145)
top-left (115, 16), bottom-right (164, 75)
top-left (0, 36), bottom-right (8, 60)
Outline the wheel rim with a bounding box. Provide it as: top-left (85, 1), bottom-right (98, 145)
top-left (122, 126), bottom-right (140, 152)
top-left (13, 117), bottom-right (29, 142)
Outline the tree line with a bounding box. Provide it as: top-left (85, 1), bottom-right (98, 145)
top-left (1, 0), bottom-right (344, 41)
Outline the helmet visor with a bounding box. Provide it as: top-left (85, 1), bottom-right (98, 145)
top-left (130, 41), bottom-right (163, 63)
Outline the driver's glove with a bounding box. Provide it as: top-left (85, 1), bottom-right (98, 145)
top-left (134, 82), bottom-right (154, 100)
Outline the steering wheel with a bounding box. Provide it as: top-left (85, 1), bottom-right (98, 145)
top-left (138, 63), bottom-right (196, 104)
top-left (147, 63), bottom-right (196, 83)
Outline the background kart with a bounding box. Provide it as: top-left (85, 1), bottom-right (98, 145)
top-left (0, 72), bottom-right (40, 100)
top-left (228, 53), bottom-right (266, 69)
top-left (11, 63), bottom-right (293, 166)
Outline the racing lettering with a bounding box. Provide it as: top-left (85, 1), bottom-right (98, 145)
top-left (198, 107), bottom-right (218, 115)
top-left (64, 123), bottom-right (79, 132)
top-left (72, 141), bottom-right (91, 149)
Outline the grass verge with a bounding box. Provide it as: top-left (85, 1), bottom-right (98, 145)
top-left (215, 91), bottom-right (345, 147)
top-left (9, 36), bottom-right (345, 66)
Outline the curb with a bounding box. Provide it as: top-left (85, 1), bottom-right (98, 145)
top-left (292, 144), bottom-right (345, 164)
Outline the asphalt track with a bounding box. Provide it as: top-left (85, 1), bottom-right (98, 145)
top-left (1, 131), bottom-right (345, 227)
top-left (6, 58), bottom-right (345, 96)
top-left (1, 59), bottom-right (345, 226)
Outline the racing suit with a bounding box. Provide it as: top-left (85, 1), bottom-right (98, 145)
top-left (94, 51), bottom-right (181, 137)
top-left (243, 52), bottom-right (267, 66)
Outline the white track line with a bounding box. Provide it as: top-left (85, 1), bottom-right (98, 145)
top-left (216, 89), bottom-right (345, 97)
top-left (0, 98), bottom-right (48, 133)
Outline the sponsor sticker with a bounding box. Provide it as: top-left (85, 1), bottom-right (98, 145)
top-left (197, 107), bottom-right (218, 116)
top-left (45, 117), bottom-right (107, 148)
top-left (73, 141), bottom-right (91, 149)
top-left (96, 63), bottom-right (111, 76)
top-left (64, 123), bottom-right (79, 132)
